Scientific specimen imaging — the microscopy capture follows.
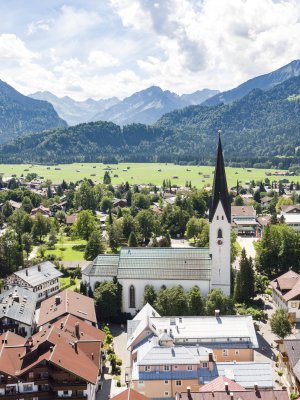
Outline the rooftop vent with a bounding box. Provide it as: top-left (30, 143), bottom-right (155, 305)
top-left (215, 310), bottom-right (220, 317)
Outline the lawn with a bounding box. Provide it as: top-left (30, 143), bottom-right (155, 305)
top-left (59, 277), bottom-right (81, 291)
top-left (0, 162), bottom-right (290, 188)
top-left (45, 238), bottom-right (87, 261)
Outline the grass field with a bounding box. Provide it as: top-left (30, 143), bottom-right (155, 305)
top-left (46, 239), bottom-right (86, 261)
top-left (59, 277), bottom-right (80, 291)
top-left (0, 162), bottom-right (290, 188)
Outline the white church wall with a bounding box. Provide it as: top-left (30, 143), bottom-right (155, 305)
top-left (120, 278), bottom-right (211, 315)
top-left (209, 201), bottom-right (231, 296)
top-left (81, 274), bottom-right (114, 291)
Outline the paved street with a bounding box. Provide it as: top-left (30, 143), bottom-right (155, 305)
top-left (237, 236), bottom-right (259, 258)
top-left (171, 238), bottom-right (192, 247)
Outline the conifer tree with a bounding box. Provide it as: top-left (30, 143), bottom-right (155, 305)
top-left (128, 231), bottom-right (138, 247)
top-left (234, 248), bottom-right (255, 304)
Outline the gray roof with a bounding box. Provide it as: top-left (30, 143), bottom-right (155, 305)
top-left (82, 255), bottom-right (119, 277)
top-left (284, 339), bottom-right (300, 368)
top-left (84, 247), bottom-right (212, 280)
top-left (0, 286), bottom-right (37, 326)
top-left (215, 362), bottom-right (273, 388)
top-left (13, 261), bottom-right (63, 287)
top-left (118, 247), bottom-right (212, 280)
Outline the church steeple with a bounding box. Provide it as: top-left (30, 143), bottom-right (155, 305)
top-left (209, 132), bottom-right (231, 223)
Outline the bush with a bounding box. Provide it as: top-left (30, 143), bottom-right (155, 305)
top-left (265, 288), bottom-right (272, 295)
top-left (277, 371), bottom-right (283, 377)
top-left (290, 393), bottom-right (299, 400)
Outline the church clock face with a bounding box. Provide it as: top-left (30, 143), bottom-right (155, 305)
top-left (217, 239), bottom-right (223, 246)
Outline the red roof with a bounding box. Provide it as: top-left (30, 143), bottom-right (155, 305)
top-left (112, 389), bottom-right (150, 400)
top-left (270, 271), bottom-right (300, 301)
top-left (180, 390), bottom-right (289, 400)
top-left (37, 289), bottom-right (97, 327)
top-left (200, 377), bottom-right (246, 392)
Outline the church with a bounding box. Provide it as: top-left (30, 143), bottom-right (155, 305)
top-left (82, 135), bottom-right (231, 314)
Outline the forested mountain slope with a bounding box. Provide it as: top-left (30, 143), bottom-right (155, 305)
top-left (0, 80), bottom-right (67, 143)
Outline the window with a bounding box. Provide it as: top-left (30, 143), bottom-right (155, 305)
top-left (202, 362), bottom-right (208, 368)
top-left (187, 365), bottom-right (193, 370)
top-left (164, 392), bottom-right (169, 396)
top-left (144, 366), bottom-right (151, 371)
top-left (129, 285), bottom-right (135, 308)
top-left (138, 381), bottom-right (144, 386)
top-left (291, 302), bottom-right (297, 308)
top-left (174, 365), bottom-right (178, 369)
top-left (164, 380), bottom-right (169, 385)
top-left (221, 216), bottom-right (224, 220)
top-left (164, 365), bottom-right (170, 371)
top-left (23, 384), bottom-right (33, 392)
top-left (218, 229), bottom-right (223, 238)
top-left (28, 372), bottom-right (34, 379)
top-left (217, 216), bottom-right (219, 220)
top-left (222, 349), bottom-right (228, 356)
top-left (176, 380), bottom-right (182, 386)
top-left (235, 350), bottom-right (239, 355)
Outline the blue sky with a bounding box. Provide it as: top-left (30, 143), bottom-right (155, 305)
top-left (0, 0), bottom-right (300, 100)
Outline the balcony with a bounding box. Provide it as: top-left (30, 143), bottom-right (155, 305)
top-left (49, 380), bottom-right (87, 391)
top-left (0, 390), bottom-right (50, 399)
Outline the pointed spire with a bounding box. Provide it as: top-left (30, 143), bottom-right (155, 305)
top-left (209, 131), bottom-right (231, 223)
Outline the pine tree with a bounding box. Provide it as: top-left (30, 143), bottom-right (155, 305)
top-left (84, 230), bottom-right (105, 261)
top-left (103, 171), bottom-right (111, 184)
top-left (128, 231), bottom-right (138, 247)
top-left (234, 248), bottom-right (255, 304)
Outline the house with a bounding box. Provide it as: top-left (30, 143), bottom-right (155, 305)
top-left (260, 196), bottom-right (273, 206)
top-left (66, 213), bottom-right (78, 225)
top-left (31, 205), bottom-right (50, 217)
top-left (231, 206), bottom-right (258, 236)
top-left (112, 389), bottom-right (150, 400)
top-left (113, 198), bottom-right (128, 208)
top-left (125, 304), bottom-right (263, 397)
top-left (0, 286), bottom-right (37, 336)
top-left (257, 215), bottom-right (271, 234)
top-left (0, 314), bottom-right (105, 400)
top-left (270, 271), bottom-right (300, 322)
top-left (279, 214), bottom-right (300, 232)
top-left (178, 388), bottom-right (288, 400)
top-left (37, 289), bottom-right (97, 329)
top-left (4, 261), bottom-right (62, 301)
top-left (278, 338), bottom-right (300, 392)
top-left (280, 205), bottom-right (300, 214)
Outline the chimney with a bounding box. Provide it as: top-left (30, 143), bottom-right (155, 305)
top-left (224, 382), bottom-right (229, 391)
top-left (215, 310), bottom-right (220, 317)
top-left (74, 341), bottom-right (78, 353)
top-left (38, 265), bottom-right (41, 272)
top-left (187, 387), bottom-right (191, 395)
top-left (55, 296), bottom-right (61, 306)
top-left (208, 353), bottom-right (214, 372)
top-left (60, 322), bottom-right (64, 330)
top-left (175, 393), bottom-right (181, 400)
top-left (50, 346), bottom-right (54, 352)
top-left (230, 393), bottom-right (234, 400)
top-left (75, 322), bottom-right (80, 338)
top-left (254, 383), bottom-right (258, 391)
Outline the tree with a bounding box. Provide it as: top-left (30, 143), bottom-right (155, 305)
top-left (270, 309), bottom-right (292, 339)
top-left (2, 201), bottom-right (13, 219)
top-left (136, 209), bottom-right (155, 241)
top-left (22, 196), bottom-right (33, 213)
top-left (154, 286), bottom-right (188, 316)
top-left (103, 171), bottom-right (111, 184)
top-left (74, 210), bottom-right (97, 241)
top-left (75, 181), bottom-right (96, 211)
top-left (84, 230), bottom-right (106, 260)
top-left (132, 193), bottom-right (150, 209)
top-left (234, 195), bottom-right (244, 206)
top-left (187, 286), bottom-right (205, 315)
top-left (128, 231), bottom-right (138, 247)
top-left (206, 289), bottom-right (235, 315)
top-left (55, 210), bottom-right (66, 224)
top-left (122, 214), bottom-right (136, 239)
top-left (0, 229), bottom-right (24, 277)
top-left (186, 217), bottom-right (202, 240)
top-left (108, 219), bottom-right (124, 250)
top-left (94, 280), bottom-right (122, 320)
top-left (47, 230), bottom-right (57, 249)
top-left (143, 284), bottom-right (157, 305)
top-left (100, 196), bottom-right (113, 212)
top-left (31, 213), bottom-right (51, 242)
top-left (234, 249), bottom-right (255, 304)
top-left (22, 232), bottom-right (32, 261)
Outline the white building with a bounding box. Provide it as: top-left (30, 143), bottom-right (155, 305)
top-left (270, 270), bottom-right (300, 322)
top-left (82, 135), bottom-right (232, 314)
top-left (3, 261), bottom-right (62, 301)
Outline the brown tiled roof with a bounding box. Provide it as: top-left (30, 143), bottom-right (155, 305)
top-left (257, 216), bottom-right (271, 227)
top-left (199, 377), bottom-right (246, 392)
top-left (0, 315), bottom-right (104, 384)
top-left (37, 290), bottom-right (97, 327)
top-left (66, 213), bottom-right (78, 224)
top-left (280, 205), bottom-right (300, 213)
top-left (231, 206), bottom-right (256, 217)
top-left (270, 271), bottom-right (300, 301)
top-left (179, 390), bottom-right (289, 400)
top-left (112, 389), bottom-right (150, 400)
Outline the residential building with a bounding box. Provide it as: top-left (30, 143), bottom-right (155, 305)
top-left (125, 304), bottom-right (267, 398)
top-left (0, 314), bottom-right (105, 400)
top-left (82, 135), bottom-right (232, 314)
top-left (278, 337), bottom-right (300, 392)
top-left (279, 205), bottom-right (300, 232)
top-left (231, 206), bottom-right (258, 236)
top-left (178, 388), bottom-right (288, 400)
top-left (31, 205), bottom-right (50, 217)
top-left (112, 389), bottom-right (150, 400)
top-left (270, 271), bottom-right (300, 322)
top-left (3, 261), bottom-right (62, 301)
top-left (0, 286), bottom-right (37, 336)
top-left (37, 289), bottom-right (97, 329)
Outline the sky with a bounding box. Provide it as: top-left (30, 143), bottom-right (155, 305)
top-left (0, 0), bottom-right (300, 101)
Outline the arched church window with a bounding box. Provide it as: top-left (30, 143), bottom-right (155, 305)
top-left (221, 216), bottom-right (224, 220)
top-left (129, 285), bottom-right (135, 308)
top-left (217, 216), bottom-right (219, 220)
top-left (218, 229), bottom-right (223, 238)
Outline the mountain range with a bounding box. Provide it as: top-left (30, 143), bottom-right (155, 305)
top-left (31, 87), bottom-right (219, 126)
top-left (0, 80), bottom-right (66, 143)
top-left (2, 74), bottom-right (299, 169)
top-left (29, 91), bottom-right (119, 126)
top-left (203, 59), bottom-right (300, 106)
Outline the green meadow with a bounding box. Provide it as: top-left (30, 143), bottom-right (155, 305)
top-left (0, 163), bottom-right (290, 188)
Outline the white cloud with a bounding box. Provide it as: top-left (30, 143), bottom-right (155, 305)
top-left (0, 34), bottom-right (37, 63)
top-left (88, 50), bottom-right (120, 68)
top-left (27, 19), bottom-right (51, 35)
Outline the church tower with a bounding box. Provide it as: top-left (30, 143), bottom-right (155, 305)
top-left (209, 133), bottom-right (231, 295)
